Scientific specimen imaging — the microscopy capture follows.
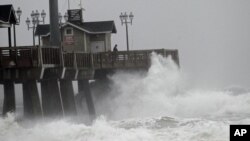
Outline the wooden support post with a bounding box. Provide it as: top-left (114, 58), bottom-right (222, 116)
top-left (8, 27), bottom-right (12, 47)
top-left (60, 80), bottom-right (77, 116)
top-left (40, 79), bottom-right (63, 117)
top-left (2, 81), bottom-right (15, 115)
top-left (22, 80), bottom-right (42, 118)
top-left (0, 49), bottom-right (2, 67)
top-left (78, 79), bottom-right (96, 120)
top-left (13, 25), bottom-right (16, 47)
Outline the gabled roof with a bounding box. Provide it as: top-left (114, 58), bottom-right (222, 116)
top-left (35, 20), bottom-right (117, 36)
top-left (0, 5), bottom-right (17, 27)
top-left (74, 21), bottom-right (117, 33)
top-left (35, 24), bottom-right (50, 36)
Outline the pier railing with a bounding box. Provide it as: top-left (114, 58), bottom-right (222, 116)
top-left (92, 49), bottom-right (179, 69)
top-left (0, 47), bottom-right (179, 69)
top-left (0, 47), bottom-right (39, 68)
top-left (92, 50), bottom-right (150, 69)
top-left (62, 52), bottom-right (92, 69)
top-left (40, 48), bottom-right (61, 67)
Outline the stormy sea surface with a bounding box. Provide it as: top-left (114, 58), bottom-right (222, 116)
top-left (1, 53), bottom-right (250, 141)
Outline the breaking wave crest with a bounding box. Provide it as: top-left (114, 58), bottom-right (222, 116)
top-left (95, 53), bottom-right (250, 120)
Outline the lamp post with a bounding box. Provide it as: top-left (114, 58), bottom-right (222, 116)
top-left (25, 10), bottom-right (46, 46)
top-left (14, 7), bottom-right (22, 47)
top-left (120, 12), bottom-right (134, 51)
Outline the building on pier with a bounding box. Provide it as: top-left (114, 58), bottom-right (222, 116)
top-left (35, 21), bottom-right (117, 53)
top-left (35, 9), bottom-right (117, 53)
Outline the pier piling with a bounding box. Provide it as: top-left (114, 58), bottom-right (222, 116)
top-left (22, 80), bottom-right (42, 118)
top-left (2, 81), bottom-right (15, 115)
top-left (78, 80), bottom-right (96, 120)
top-left (60, 80), bottom-right (77, 116)
top-left (41, 79), bottom-right (63, 117)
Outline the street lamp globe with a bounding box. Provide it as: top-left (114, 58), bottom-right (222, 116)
top-left (35, 10), bottom-right (39, 18)
top-left (31, 10), bottom-right (35, 19)
top-left (119, 13), bottom-right (123, 24)
top-left (25, 17), bottom-right (30, 28)
top-left (41, 10), bottom-right (46, 24)
top-left (125, 12), bottom-right (128, 19)
top-left (16, 7), bottom-right (22, 22)
top-left (16, 7), bottom-right (22, 16)
top-left (64, 12), bottom-right (68, 22)
top-left (41, 10), bottom-right (46, 18)
top-left (129, 12), bottom-right (134, 24)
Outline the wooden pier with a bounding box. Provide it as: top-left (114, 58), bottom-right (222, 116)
top-left (0, 46), bottom-right (179, 119)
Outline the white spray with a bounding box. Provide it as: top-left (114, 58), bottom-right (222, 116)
top-left (94, 53), bottom-right (250, 120)
top-left (1, 52), bottom-right (250, 141)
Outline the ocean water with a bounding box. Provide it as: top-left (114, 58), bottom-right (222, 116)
top-left (1, 53), bottom-right (250, 141)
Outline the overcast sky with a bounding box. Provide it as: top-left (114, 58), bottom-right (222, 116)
top-left (1, 0), bottom-right (250, 89)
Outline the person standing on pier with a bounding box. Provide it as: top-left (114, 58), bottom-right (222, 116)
top-left (112, 44), bottom-right (118, 64)
top-left (113, 44), bottom-right (118, 52)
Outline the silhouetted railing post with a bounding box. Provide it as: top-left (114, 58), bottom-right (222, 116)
top-left (38, 47), bottom-right (43, 67)
top-left (90, 53), bottom-right (94, 69)
top-left (60, 45), bottom-right (64, 67)
top-left (100, 53), bottom-right (103, 68)
top-left (73, 52), bottom-right (77, 69)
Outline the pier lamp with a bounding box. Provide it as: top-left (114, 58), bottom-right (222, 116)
top-left (26, 10), bottom-right (46, 46)
top-left (64, 12), bottom-right (68, 22)
top-left (25, 17), bottom-right (36, 46)
top-left (120, 12), bottom-right (134, 51)
top-left (13, 7), bottom-right (22, 47)
top-left (59, 12), bottom-right (69, 25)
top-left (16, 7), bottom-right (22, 22)
top-left (40, 10), bottom-right (46, 23)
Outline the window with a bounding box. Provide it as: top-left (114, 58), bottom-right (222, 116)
top-left (65, 27), bottom-right (73, 35)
